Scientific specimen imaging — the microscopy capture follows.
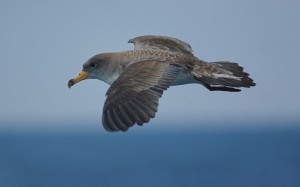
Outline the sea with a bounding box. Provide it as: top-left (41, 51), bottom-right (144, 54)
top-left (0, 122), bottom-right (300, 187)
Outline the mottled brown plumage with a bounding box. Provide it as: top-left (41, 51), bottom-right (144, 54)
top-left (68, 35), bottom-right (255, 132)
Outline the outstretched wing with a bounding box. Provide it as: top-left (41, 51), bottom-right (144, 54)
top-left (102, 60), bottom-right (182, 132)
top-left (128, 35), bottom-right (193, 55)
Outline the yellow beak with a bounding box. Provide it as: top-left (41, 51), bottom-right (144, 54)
top-left (68, 71), bottom-right (89, 88)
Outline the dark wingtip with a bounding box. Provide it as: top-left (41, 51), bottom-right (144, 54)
top-left (209, 86), bottom-right (241, 92)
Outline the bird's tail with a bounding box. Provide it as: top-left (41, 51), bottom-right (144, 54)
top-left (193, 61), bottom-right (256, 92)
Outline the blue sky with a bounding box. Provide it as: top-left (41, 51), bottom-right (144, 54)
top-left (1, 0), bottom-right (299, 129)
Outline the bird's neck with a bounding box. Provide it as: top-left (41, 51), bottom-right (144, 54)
top-left (101, 52), bottom-right (125, 85)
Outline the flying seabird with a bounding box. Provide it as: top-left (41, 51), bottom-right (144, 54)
top-left (68, 35), bottom-right (255, 132)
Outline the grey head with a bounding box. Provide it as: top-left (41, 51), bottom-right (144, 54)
top-left (68, 53), bottom-right (115, 88)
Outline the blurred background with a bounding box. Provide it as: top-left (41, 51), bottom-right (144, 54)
top-left (1, 0), bottom-right (299, 186)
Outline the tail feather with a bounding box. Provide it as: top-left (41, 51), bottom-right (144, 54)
top-left (194, 61), bottom-right (256, 92)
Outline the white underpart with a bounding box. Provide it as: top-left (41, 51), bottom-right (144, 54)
top-left (172, 70), bottom-right (198, 86)
top-left (212, 73), bottom-right (242, 81)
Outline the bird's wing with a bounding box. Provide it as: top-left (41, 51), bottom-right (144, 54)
top-left (128, 35), bottom-right (193, 55)
top-left (102, 60), bottom-right (182, 132)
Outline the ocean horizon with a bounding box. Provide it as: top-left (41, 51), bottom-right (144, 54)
top-left (0, 122), bottom-right (299, 187)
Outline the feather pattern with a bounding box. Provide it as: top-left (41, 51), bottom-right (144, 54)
top-left (102, 60), bottom-right (182, 131)
top-left (128, 35), bottom-right (193, 55)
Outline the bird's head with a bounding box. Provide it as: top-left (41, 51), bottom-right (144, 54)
top-left (68, 53), bottom-right (113, 88)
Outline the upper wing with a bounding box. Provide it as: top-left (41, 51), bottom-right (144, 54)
top-left (128, 35), bottom-right (193, 55)
top-left (102, 60), bottom-right (182, 132)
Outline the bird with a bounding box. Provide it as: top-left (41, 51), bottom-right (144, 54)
top-left (68, 35), bottom-right (255, 132)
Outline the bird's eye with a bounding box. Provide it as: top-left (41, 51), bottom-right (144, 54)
top-left (90, 63), bottom-right (97, 68)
